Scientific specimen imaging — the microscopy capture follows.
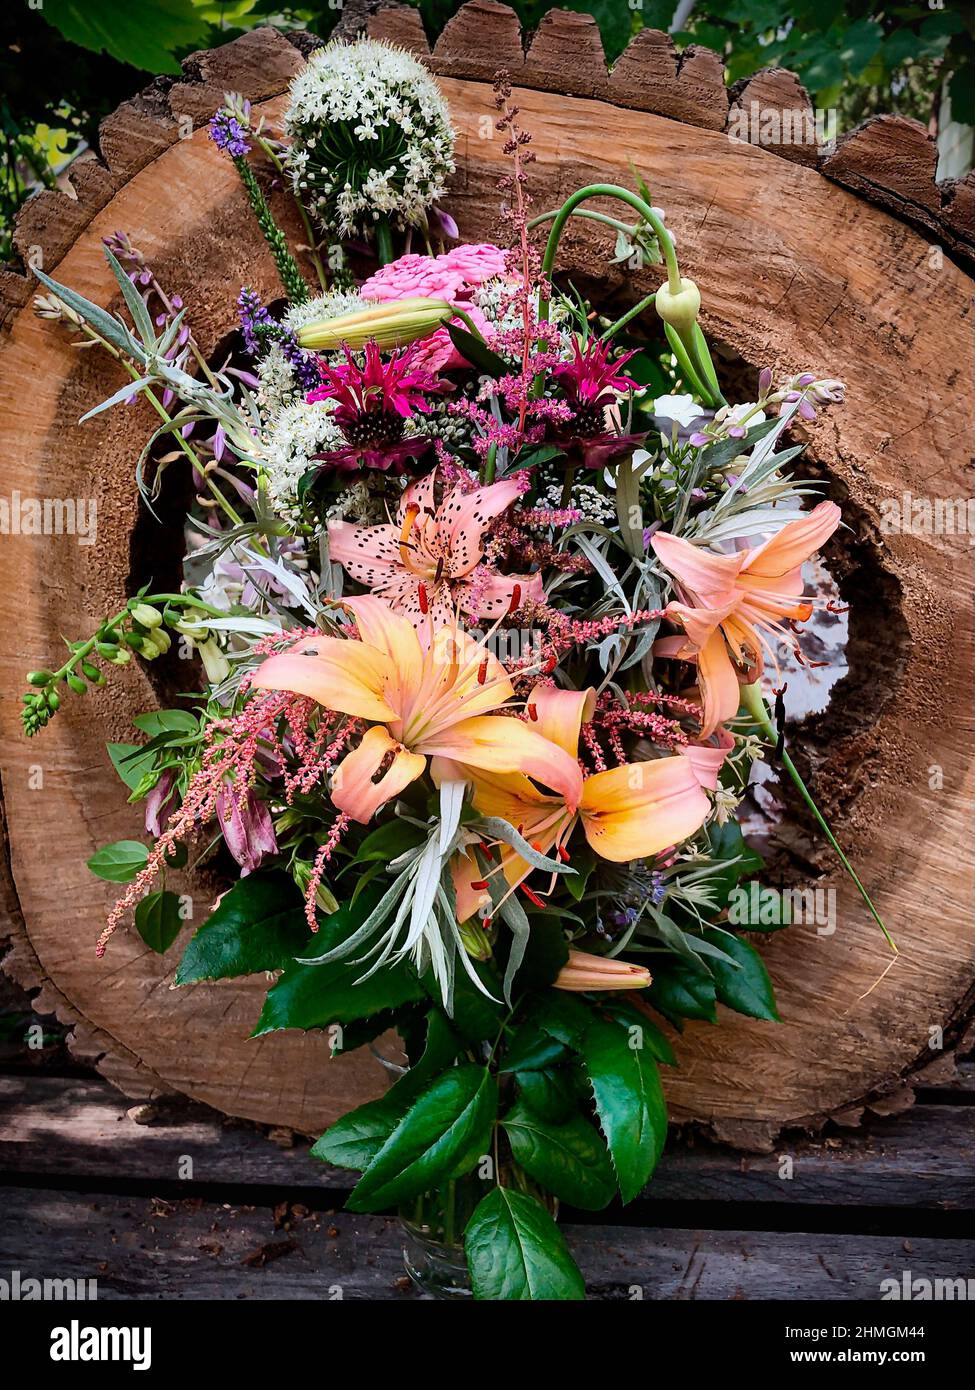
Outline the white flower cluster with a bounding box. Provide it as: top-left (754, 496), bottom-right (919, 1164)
top-left (256, 289), bottom-right (367, 422)
top-left (544, 481), bottom-right (617, 526)
top-left (262, 399), bottom-right (344, 507)
top-left (284, 40), bottom-right (456, 236)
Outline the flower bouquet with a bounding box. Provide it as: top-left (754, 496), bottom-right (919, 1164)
top-left (22, 40), bottom-right (890, 1301)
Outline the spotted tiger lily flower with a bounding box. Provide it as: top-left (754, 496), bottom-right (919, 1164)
top-left (251, 596), bottom-right (581, 824)
top-left (442, 683), bottom-right (710, 921)
top-left (327, 467), bottom-right (542, 629)
top-left (652, 500), bottom-right (841, 736)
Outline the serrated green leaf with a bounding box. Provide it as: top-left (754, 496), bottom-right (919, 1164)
top-left (346, 1064), bottom-right (496, 1212)
top-left (502, 1099), bottom-right (616, 1211)
top-left (312, 1011), bottom-right (460, 1170)
top-left (175, 873), bottom-right (309, 985)
top-left (646, 963), bottom-right (718, 1026)
top-left (515, 1067), bottom-right (576, 1125)
top-left (252, 891), bottom-right (423, 1035)
top-left (583, 1013), bottom-right (667, 1203)
top-left (465, 1187), bottom-right (584, 1301)
top-left (701, 930), bottom-right (780, 1022)
top-left (87, 840), bottom-right (149, 883)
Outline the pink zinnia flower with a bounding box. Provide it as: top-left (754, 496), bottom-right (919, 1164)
top-left (359, 254), bottom-right (467, 305)
top-left (360, 245), bottom-right (507, 372)
top-left (437, 242), bottom-right (508, 285)
top-left (328, 465), bottom-right (542, 628)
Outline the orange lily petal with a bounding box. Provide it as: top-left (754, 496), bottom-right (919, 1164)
top-left (252, 634), bottom-right (398, 723)
top-left (740, 500), bottom-right (841, 579)
top-left (579, 756), bottom-right (710, 862)
top-left (330, 725), bottom-right (426, 823)
top-left (420, 715), bottom-right (583, 807)
top-left (652, 530), bottom-right (744, 603)
top-left (696, 627), bottom-right (745, 738)
top-left (526, 683), bottom-right (597, 759)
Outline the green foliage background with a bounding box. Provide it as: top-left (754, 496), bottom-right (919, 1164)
top-left (2, 0), bottom-right (973, 260)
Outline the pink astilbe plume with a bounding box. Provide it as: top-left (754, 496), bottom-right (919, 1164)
top-left (97, 631), bottom-right (353, 957)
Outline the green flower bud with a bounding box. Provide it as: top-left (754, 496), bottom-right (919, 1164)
top-left (27, 670), bottom-right (53, 686)
top-left (150, 628), bottom-right (172, 655)
top-left (107, 648), bottom-right (132, 666)
top-left (654, 277), bottom-right (702, 336)
top-left (122, 631), bottom-right (144, 650)
top-left (96, 641), bottom-right (119, 659)
top-left (129, 603), bottom-right (163, 628)
top-left (66, 673), bottom-right (87, 695)
top-left (47, 689), bottom-right (60, 710)
top-left (139, 639), bottom-right (160, 661)
top-left (81, 661), bottom-right (105, 684)
top-left (458, 914), bottom-right (493, 961)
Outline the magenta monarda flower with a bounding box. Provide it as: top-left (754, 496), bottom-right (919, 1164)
top-left (306, 341), bottom-right (439, 472)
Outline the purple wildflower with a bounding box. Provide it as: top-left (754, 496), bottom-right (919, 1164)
top-left (209, 109), bottom-right (251, 158)
top-left (216, 783), bottom-right (277, 876)
top-left (237, 287), bottom-right (320, 390)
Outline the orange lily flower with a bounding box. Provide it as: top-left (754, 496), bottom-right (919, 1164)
top-left (251, 596), bottom-right (582, 824)
top-left (441, 683), bottom-right (710, 920)
top-left (651, 500), bottom-right (841, 736)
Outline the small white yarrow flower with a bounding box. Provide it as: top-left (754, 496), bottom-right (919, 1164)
top-left (284, 40), bottom-right (456, 236)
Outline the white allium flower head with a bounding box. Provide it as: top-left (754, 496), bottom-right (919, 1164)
top-left (284, 40), bottom-right (456, 236)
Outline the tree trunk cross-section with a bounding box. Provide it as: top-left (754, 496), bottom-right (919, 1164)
top-left (1, 16), bottom-right (973, 1147)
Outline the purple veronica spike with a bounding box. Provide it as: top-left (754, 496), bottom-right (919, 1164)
top-left (209, 109), bottom-right (251, 158)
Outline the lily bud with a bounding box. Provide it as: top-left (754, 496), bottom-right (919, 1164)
top-left (553, 948), bottom-right (652, 992)
top-left (458, 914), bottom-right (494, 962)
top-left (297, 296), bottom-right (453, 351)
top-left (654, 277), bottom-right (701, 337)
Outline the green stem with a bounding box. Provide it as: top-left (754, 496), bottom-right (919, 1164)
top-left (255, 135), bottom-right (329, 293)
top-left (540, 185), bottom-right (682, 326)
top-left (528, 207), bottom-right (638, 237)
top-left (601, 291), bottom-right (657, 342)
top-left (739, 682), bottom-right (896, 952)
top-left (375, 218), bottom-right (395, 267)
top-left (78, 321), bottom-right (246, 530)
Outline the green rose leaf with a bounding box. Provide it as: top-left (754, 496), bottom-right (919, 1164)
top-left (646, 963), bottom-right (718, 1027)
top-left (87, 840), bottom-right (149, 883)
top-left (175, 872), bottom-right (310, 985)
top-left (582, 1013), bottom-right (667, 1203)
top-left (134, 890), bottom-right (182, 955)
top-left (701, 930), bottom-right (780, 1022)
top-left (502, 1099), bottom-right (616, 1211)
top-left (346, 1064), bottom-right (497, 1212)
top-left (465, 1187), bottom-right (585, 1301)
top-left (515, 1067), bottom-right (576, 1125)
top-left (312, 1012), bottom-right (461, 1170)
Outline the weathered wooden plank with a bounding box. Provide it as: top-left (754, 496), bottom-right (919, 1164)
top-left (0, 1186), bottom-right (969, 1300)
top-left (2, 1075), bottom-right (973, 1209)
